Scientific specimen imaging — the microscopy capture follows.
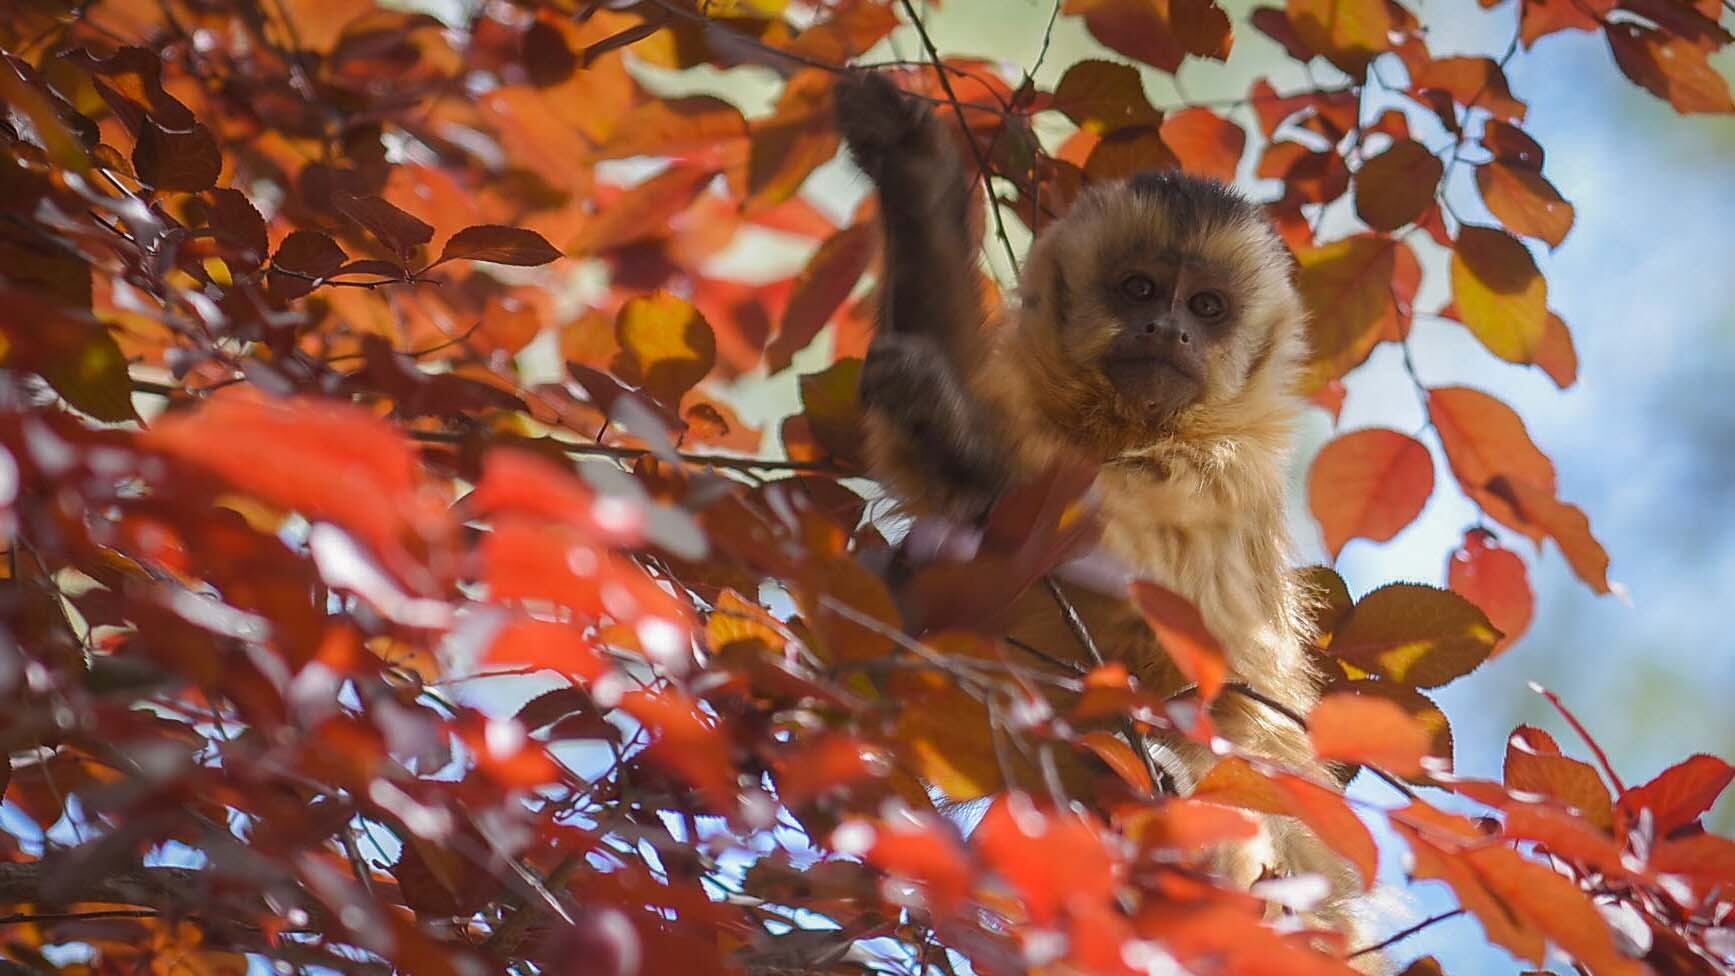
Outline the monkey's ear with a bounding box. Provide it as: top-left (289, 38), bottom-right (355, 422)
top-left (1019, 230), bottom-right (1070, 323)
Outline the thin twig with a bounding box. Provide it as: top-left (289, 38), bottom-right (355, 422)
top-left (894, 0), bottom-right (1023, 274)
top-left (1345, 908), bottom-right (1466, 960)
top-left (0, 909), bottom-right (158, 925)
top-left (405, 428), bottom-right (848, 475)
top-left (1042, 576), bottom-right (1173, 796)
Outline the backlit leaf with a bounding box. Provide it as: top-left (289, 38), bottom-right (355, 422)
top-left (133, 119), bottom-right (221, 191)
top-left (1427, 385), bottom-right (1556, 538)
top-left (614, 292), bottom-right (717, 407)
top-left (1506, 732), bottom-right (1614, 830)
top-left (1307, 428), bottom-right (1434, 558)
top-left (767, 223), bottom-right (876, 373)
top-left (1477, 162), bottom-right (1574, 247)
top-left (435, 225), bottom-right (562, 267)
top-left (1308, 692), bottom-right (1433, 776)
top-left (1050, 59), bottom-right (1164, 134)
top-left (1607, 23), bottom-right (1735, 114)
top-left (1447, 528), bottom-right (1534, 653)
top-left (746, 69), bottom-right (838, 211)
top-left (1451, 225), bottom-right (1548, 365)
top-left (1287, 0), bottom-right (1392, 77)
top-left (1294, 234), bottom-right (1397, 391)
top-left (1616, 753), bottom-right (1734, 836)
top-left (1160, 108), bottom-right (1245, 182)
top-left (1131, 580), bottom-right (1228, 701)
top-left (975, 794), bottom-right (1119, 923)
top-left (334, 192), bottom-right (435, 259)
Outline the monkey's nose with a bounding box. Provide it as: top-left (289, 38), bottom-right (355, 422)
top-left (1140, 321), bottom-right (1191, 345)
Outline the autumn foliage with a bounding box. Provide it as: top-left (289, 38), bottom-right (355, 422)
top-left (0, 1), bottom-right (1731, 975)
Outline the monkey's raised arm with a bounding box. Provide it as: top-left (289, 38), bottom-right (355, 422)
top-left (835, 72), bottom-right (1013, 518)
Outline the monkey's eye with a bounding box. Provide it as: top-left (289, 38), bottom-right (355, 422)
top-left (1188, 290), bottom-right (1227, 319)
top-left (1119, 273), bottom-right (1158, 302)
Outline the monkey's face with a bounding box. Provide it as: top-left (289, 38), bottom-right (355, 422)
top-left (1016, 171), bottom-right (1305, 451)
top-left (1090, 257), bottom-right (1235, 419)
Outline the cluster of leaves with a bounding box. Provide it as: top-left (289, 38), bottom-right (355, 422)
top-left (0, 1), bottom-right (1731, 975)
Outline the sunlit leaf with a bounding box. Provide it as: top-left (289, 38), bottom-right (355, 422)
top-left (1307, 428), bottom-right (1434, 558)
top-left (1505, 730), bottom-right (1614, 830)
top-left (1447, 528), bottom-right (1534, 653)
top-left (1294, 234), bottom-right (1397, 391)
top-left (1308, 692), bottom-right (1432, 776)
top-left (1287, 0), bottom-right (1392, 76)
top-left (1451, 225), bottom-right (1548, 365)
top-left (975, 794), bottom-right (1119, 923)
top-left (1328, 583), bottom-right (1499, 687)
top-left (1477, 163), bottom-right (1574, 247)
top-left (1160, 108), bottom-right (1245, 182)
top-left (767, 223), bottom-right (876, 373)
top-left (132, 119), bottom-right (221, 191)
top-left (1616, 753), bottom-right (1734, 836)
top-left (1607, 22), bottom-right (1735, 114)
top-left (1130, 580), bottom-right (1228, 701)
top-left (1050, 59), bottom-right (1164, 134)
top-left (1427, 385), bottom-right (1556, 538)
top-left (614, 292), bottom-right (717, 407)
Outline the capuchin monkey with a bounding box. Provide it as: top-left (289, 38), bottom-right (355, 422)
top-left (835, 70), bottom-right (1377, 950)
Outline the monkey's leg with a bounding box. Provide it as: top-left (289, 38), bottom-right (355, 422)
top-left (836, 72), bottom-right (1013, 516)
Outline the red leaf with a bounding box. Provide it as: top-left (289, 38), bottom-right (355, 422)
top-left (569, 165), bottom-right (715, 256)
top-left (975, 793), bottom-right (1119, 923)
top-left (775, 735), bottom-right (891, 807)
top-left (1308, 693), bottom-right (1433, 776)
top-left (143, 392), bottom-right (443, 570)
top-left (1049, 59), bottom-right (1165, 133)
top-left (1650, 832), bottom-right (1735, 896)
top-left (1606, 22), bottom-right (1735, 114)
top-left (746, 69), bottom-right (839, 212)
top-left (1502, 803), bottom-right (1633, 880)
top-left (1505, 730), bottom-right (1614, 830)
top-left (1411, 56), bottom-right (1528, 122)
top-left (468, 448), bottom-right (646, 547)
top-left (1308, 428), bottom-right (1434, 558)
top-left (618, 688), bottom-right (736, 810)
top-left (1520, 0), bottom-right (1613, 48)
top-left (1486, 475), bottom-right (1611, 593)
top-left (1617, 753), bottom-right (1734, 836)
top-left (1126, 798), bottom-right (1262, 853)
top-left (837, 813), bottom-right (974, 914)
top-left (1271, 771), bottom-right (1379, 889)
top-left (1130, 580), bottom-right (1228, 702)
top-left (767, 223), bottom-right (877, 373)
top-left (1447, 528), bottom-right (1534, 653)
top-left (486, 619), bottom-right (608, 685)
top-left (435, 224), bottom-right (563, 266)
top-left (132, 119), bottom-right (222, 192)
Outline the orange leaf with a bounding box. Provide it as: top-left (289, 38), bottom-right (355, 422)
top-left (1193, 756), bottom-right (1291, 816)
top-left (1412, 56), bottom-right (1528, 122)
top-left (1606, 22), bottom-right (1735, 114)
top-left (1270, 771), bottom-right (1379, 889)
top-left (1650, 832), bottom-right (1735, 895)
top-left (1487, 475), bottom-right (1611, 593)
top-left (1476, 163), bottom-right (1574, 248)
top-left (1505, 731), bottom-right (1614, 830)
top-left (975, 794), bottom-right (1120, 923)
top-left (1426, 385), bottom-right (1556, 539)
top-left (775, 735), bottom-right (891, 807)
top-left (1353, 139), bottom-right (1443, 231)
top-left (746, 69), bottom-right (839, 211)
top-left (1287, 0), bottom-right (1392, 76)
top-left (1080, 731), bottom-right (1155, 796)
top-left (1328, 679), bottom-right (1454, 774)
top-left (614, 291), bottom-right (718, 408)
top-left (1160, 107), bottom-right (1246, 182)
top-left (1451, 225), bottom-right (1548, 365)
top-left (1308, 428), bottom-right (1434, 558)
top-left (1502, 803), bottom-right (1632, 880)
top-left (1126, 797), bottom-right (1262, 853)
top-left (1063, 0), bottom-right (1189, 74)
top-left (593, 95), bottom-right (749, 160)
top-left (1461, 843), bottom-right (1644, 976)
top-left (1520, 0), bottom-right (1614, 47)
top-left (1534, 310), bottom-right (1579, 388)
top-left (1447, 528), bottom-right (1534, 653)
top-left (1308, 693), bottom-right (1433, 776)
top-left (569, 165), bottom-right (715, 256)
top-left (1295, 234), bottom-right (1397, 391)
top-left (1616, 753), bottom-right (1734, 836)
top-left (1130, 581), bottom-right (1228, 702)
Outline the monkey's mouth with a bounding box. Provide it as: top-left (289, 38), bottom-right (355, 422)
top-left (1103, 355), bottom-right (1200, 384)
top-left (1102, 356), bottom-right (1202, 416)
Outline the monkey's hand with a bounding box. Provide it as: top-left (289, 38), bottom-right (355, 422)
top-left (861, 332), bottom-right (1009, 518)
top-left (834, 71), bottom-right (943, 185)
